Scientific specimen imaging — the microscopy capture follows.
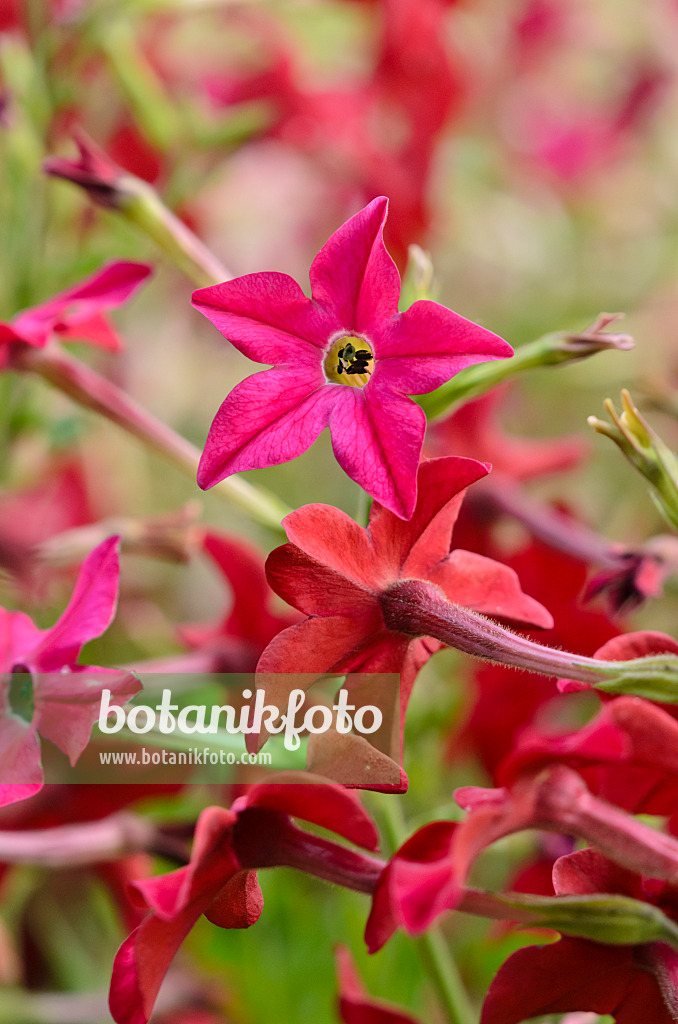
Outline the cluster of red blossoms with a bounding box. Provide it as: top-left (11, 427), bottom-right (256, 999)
top-left (4, 3), bottom-right (678, 1019)
top-left (2, 184), bottom-right (678, 1024)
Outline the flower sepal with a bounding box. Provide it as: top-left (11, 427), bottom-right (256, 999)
top-left (463, 887), bottom-right (678, 950)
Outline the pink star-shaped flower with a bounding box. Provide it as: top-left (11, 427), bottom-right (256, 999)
top-left (192, 196), bottom-right (511, 519)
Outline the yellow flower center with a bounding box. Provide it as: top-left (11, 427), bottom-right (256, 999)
top-left (324, 336), bottom-right (374, 388)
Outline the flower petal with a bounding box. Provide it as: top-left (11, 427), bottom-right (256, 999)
top-left (307, 728), bottom-right (407, 793)
top-left (336, 946), bottom-right (421, 1024)
top-left (31, 536), bottom-right (121, 671)
top-left (56, 312), bottom-right (121, 351)
top-left (427, 549), bottom-right (554, 628)
top-left (205, 869), bottom-right (263, 928)
top-left (365, 821), bottom-right (458, 952)
top-left (252, 616), bottom-right (379, 752)
top-left (257, 615), bottom-right (373, 676)
top-left (595, 631), bottom-right (678, 661)
top-left (34, 667), bottom-right (141, 764)
top-left (0, 782), bottom-right (42, 808)
top-left (130, 866), bottom-right (190, 917)
top-left (429, 387), bottom-right (587, 480)
top-left (0, 608), bottom-right (43, 673)
top-left (202, 530), bottom-right (296, 647)
top-left (198, 370), bottom-right (337, 488)
top-left (330, 383), bottom-right (425, 520)
top-left (495, 708), bottom-right (631, 790)
top-left (280, 504), bottom-right (384, 590)
top-left (109, 910), bottom-right (202, 1024)
top-left (244, 774), bottom-right (380, 849)
top-left (480, 938), bottom-right (672, 1024)
top-left (201, 532), bottom-right (272, 634)
top-left (552, 848), bottom-right (641, 899)
top-left (192, 272), bottom-right (337, 362)
top-left (374, 300), bottom-right (512, 393)
top-left (309, 197), bottom-right (401, 334)
top-left (133, 806), bottom-right (238, 919)
top-left (11, 261), bottom-right (152, 349)
top-left (109, 806), bottom-right (242, 1024)
top-left (369, 457), bottom-right (489, 575)
top-left (0, 716), bottom-right (42, 789)
top-left (266, 542), bottom-right (378, 616)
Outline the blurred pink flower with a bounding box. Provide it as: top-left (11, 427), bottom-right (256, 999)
top-left (0, 536), bottom-right (140, 807)
top-left (516, 62), bottom-right (670, 183)
top-left (0, 455), bottom-right (97, 593)
top-left (0, 261), bottom-right (152, 366)
top-left (192, 197), bottom-right (511, 519)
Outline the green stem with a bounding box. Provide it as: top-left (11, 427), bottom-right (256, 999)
top-left (11, 344), bottom-right (290, 532)
top-left (378, 797), bottom-right (476, 1024)
top-left (418, 335), bottom-right (568, 419)
top-left (458, 888), bottom-right (678, 951)
top-left (418, 316), bottom-right (632, 420)
top-left (416, 930), bottom-right (475, 1024)
top-left (120, 178), bottom-right (231, 288)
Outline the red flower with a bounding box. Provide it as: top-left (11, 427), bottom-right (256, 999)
top-left (258, 457), bottom-right (551, 754)
top-left (178, 530), bottom-right (299, 672)
top-left (366, 694), bottom-right (678, 950)
top-left (481, 849), bottom-right (678, 1024)
top-left (453, 537), bottom-right (620, 776)
top-left (109, 776), bottom-right (381, 1024)
top-left (427, 387), bottom-right (586, 481)
top-left (365, 819), bottom-right (458, 953)
top-left (447, 770), bottom-right (678, 927)
top-left (496, 694), bottom-right (678, 821)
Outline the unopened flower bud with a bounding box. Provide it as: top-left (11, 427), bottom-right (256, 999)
top-left (589, 389), bottom-right (678, 533)
top-left (44, 130), bottom-right (230, 288)
top-left (43, 129), bottom-right (131, 211)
